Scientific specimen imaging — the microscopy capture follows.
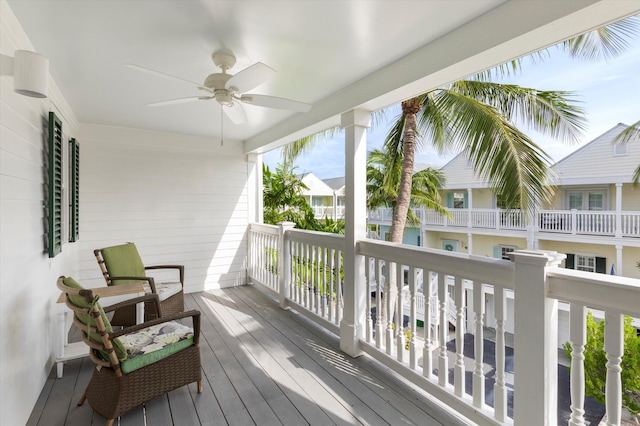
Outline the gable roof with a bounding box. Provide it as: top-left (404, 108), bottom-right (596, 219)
top-left (439, 153), bottom-right (490, 189)
top-left (300, 173), bottom-right (334, 197)
top-left (551, 123), bottom-right (639, 185)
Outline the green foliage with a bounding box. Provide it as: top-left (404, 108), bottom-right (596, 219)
top-left (263, 162), bottom-right (345, 233)
top-left (367, 146), bottom-right (449, 226)
top-left (564, 312), bottom-right (640, 414)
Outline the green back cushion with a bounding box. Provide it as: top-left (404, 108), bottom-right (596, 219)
top-left (101, 243), bottom-right (146, 285)
top-left (63, 277), bottom-right (127, 361)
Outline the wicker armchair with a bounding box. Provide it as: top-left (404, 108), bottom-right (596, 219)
top-left (57, 276), bottom-right (202, 426)
top-left (94, 242), bottom-right (185, 325)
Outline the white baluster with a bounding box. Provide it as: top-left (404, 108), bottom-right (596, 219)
top-left (438, 272), bottom-right (448, 387)
top-left (569, 304), bottom-right (586, 426)
top-left (472, 281), bottom-right (485, 409)
top-left (375, 258), bottom-right (383, 349)
top-left (385, 261), bottom-right (395, 356)
top-left (494, 287), bottom-right (507, 422)
top-left (396, 264), bottom-right (405, 362)
top-left (409, 267), bottom-right (417, 370)
top-left (454, 276), bottom-right (465, 397)
top-left (423, 271), bottom-right (433, 379)
top-left (365, 255), bottom-right (372, 343)
top-left (335, 249), bottom-right (342, 325)
top-left (604, 312), bottom-right (624, 426)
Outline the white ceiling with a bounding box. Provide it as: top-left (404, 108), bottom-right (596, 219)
top-left (6, 1), bottom-right (640, 153)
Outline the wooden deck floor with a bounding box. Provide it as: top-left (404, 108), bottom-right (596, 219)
top-left (28, 285), bottom-right (470, 426)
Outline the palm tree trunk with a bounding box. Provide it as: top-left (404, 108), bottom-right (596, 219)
top-left (383, 97), bottom-right (422, 333)
top-left (390, 97), bottom-right (421, 243)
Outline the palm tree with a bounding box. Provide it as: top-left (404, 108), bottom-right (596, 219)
top-left (367, 146), bottom-right (448, 229)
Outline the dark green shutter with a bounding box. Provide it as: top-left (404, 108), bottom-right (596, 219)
top-left (47, 111), bottom-right (63, 257)
top-left (565, 253), bottom-right (575, 269)
top-left (463, 192), bottom-right (469, 208)
top-left (446, 192), bottom-right (453, 208)
top-left (69, 138), bottom-right (79, 242)
top-left (595, 257), bottom-right (606, 274)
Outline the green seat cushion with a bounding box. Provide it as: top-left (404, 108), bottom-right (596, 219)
top-left (62, 277), bottom-right (127, 361)
top-left (118, 321), bottom-right (194, 374)
top-left (101, 242), bottom-right (146, 285)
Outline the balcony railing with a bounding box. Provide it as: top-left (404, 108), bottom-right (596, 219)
top-left (368, 207), bottom-right (640, 238)
top-left (311, 205), bottom-right (345, 220)
top-left (248, 223), bottom-right (640, 425)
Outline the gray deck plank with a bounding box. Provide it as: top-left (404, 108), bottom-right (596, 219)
top-left (192, 293), bottom-right (284, 426)
top-left (184, 294), bottom-right (255, 426)
top-left (37, 353), bottom-right (83, 425)
top-left (229, 287), bottom-right (411, 425)
top-left (144, 394), bottom-right (172, 426)
top-left (234, 286), bottom-right (455, 426)
top-left (32, 287), bottom-right (453, 426)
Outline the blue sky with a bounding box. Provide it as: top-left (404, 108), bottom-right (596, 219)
top-left (263, 35), bottom-right (640, 180)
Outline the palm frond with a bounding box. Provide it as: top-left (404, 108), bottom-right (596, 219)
top-left (429, 89), bottom-right (555, 212)
top-left (281, 127), bottom-right (340, 163)
top-left (615, 120), bottom-right (640, 143)
top-left (448, 80), bottom-right (586, 143)
top-left (562, 16), bottom-right (640, 61)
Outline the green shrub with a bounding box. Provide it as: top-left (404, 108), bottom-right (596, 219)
top-left (564, 312), bottom-right (640, 415)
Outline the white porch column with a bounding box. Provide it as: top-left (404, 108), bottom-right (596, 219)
top-left (340, 109), bottom-right (370, 357)
top-left (615, 183), bottom-right (622, 238)
top-left (616, 244), bottom-right (623, 276)
top-left (467, 232), bottom-right (473, 254)
top-left (512, 249), bottom-right (565, 425)
top-left (247, 153), bottom-right (263, 223)
top-left (467, 188), bottom-right (473, 228)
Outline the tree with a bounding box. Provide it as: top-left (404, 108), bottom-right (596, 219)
top-left (262, 162), bottom-right (317, 229)
top-left (263, 162), bottom-right (346, 233)
top-left (564, 312), bottom-right (640, 415)
top-left (367, 146), bottom-right (448, 229)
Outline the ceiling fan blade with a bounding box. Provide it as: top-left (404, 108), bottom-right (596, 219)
top-left (225, 62), bottom-right (275, 93)
top-left (239, 94), bottom-right (311, 112)
top-left (147, 96), bottom-right (213, 107)
top-left (223, 102), bottom-right (247, 124)
top-left (124, 64), bottom-right (213, 93)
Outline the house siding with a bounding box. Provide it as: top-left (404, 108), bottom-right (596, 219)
top-left (0, 2), bottom-right (80, 425)
top-left (78, 124), bottom-right (251, 292)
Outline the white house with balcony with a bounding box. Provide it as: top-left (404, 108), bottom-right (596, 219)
top-left (2, 1), bottom-right (640, 425)
top-left (379, 123), bottom-right (640, 279)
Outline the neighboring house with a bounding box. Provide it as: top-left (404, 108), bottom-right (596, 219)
top-left (299, 174), bottom-right (346, 220)
top-left (300, 172), bottom-right (335, 219)
top-left (409, 123), bottom-right (640, 278)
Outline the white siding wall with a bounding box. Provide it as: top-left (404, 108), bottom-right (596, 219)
top-left (78, 124), bottom-right (250, 292)
top-left (0, 2), bottom-right (80, 424)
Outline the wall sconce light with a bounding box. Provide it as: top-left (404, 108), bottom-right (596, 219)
top-left (0, 50), bottom-right (49, 98)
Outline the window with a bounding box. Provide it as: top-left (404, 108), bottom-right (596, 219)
top-left (565, 253), bottom-right (607, 274)
top-left (588, 193), bottom-right (603, 211)
top-left (493, 245), bottom-right (516, 260)
top-left (613, 142), bottom-right (628, 156)
top-left (447, 191), bottom-right (467, 208)
top-left (576, 254), bottom-right (596, 272)
top-left (500, 246), bottom-right (516, 260)
top-left (565, 188), bottom-right (607, 211)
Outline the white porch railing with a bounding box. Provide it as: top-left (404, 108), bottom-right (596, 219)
top-left (368, 207), bottom-right (640, 238)
top-left (247, 223), bottom-right (640, 425)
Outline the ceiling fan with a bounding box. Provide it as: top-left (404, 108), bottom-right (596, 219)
top-left (125, 48), bottom-right (312, 125)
